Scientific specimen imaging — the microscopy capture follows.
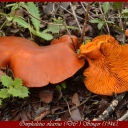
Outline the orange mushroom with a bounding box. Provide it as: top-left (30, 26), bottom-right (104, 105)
top-left (0, 35), bottom-right (85, 87)
top-left (79, 34), bottom-right (128, 96)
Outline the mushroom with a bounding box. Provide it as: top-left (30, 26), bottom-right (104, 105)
top-left (79, 34), bottom-right (128, 96)
top-left (0, 35), bottom-right (85, 87)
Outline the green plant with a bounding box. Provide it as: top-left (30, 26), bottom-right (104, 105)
top-left (56, 82), bottom-right (67, 91)
top-left (2, 2), bottom-right (78, 41)
top-left (0, 75), bottom-right (29, 106)
top-left (90, 2), bottom-right (114, 31)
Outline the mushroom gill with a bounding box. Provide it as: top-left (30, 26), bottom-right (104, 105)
top-left (79, 34), bottom-right (128, 96)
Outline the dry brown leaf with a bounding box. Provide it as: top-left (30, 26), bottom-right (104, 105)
top-left (76, 8), bottom-right (85, 15)
top-left (11, 9), bottom-right (24, 17)
top-left (60, 2), bottom-right (70, 9)
top-left (71, 106), bottom-right (83, 121)
top-left (72, 93), bottom-right (80, 106)
top-left (34, 110), bottom-right (50, 121)
top-left (13, 112), bottom-right (21, 121)
top-left (61, 112), bottom-right (70, 121)
top-left (20, 109), bottom-right (30, 121)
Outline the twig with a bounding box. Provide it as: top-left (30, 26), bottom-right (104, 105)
top-left (83, 2), bottom-right (97, 16)
top-left (60, 91), bottom-right (72, 116)
top-left (53, 94), bottom-right (91, 115)
top-left (62, 16), bottom-right (77, 50)
top-left (99, 2), bottom-right (110, 34)
top-left (60, 5), bottom-right (84, 21)
top-left (80, 2), bottom-right (93, 20)
top-left (21, 2), bottom-right (64, 26)
top-left (118, 10), bottom-right (125, 44)
top-left (69, 2), bottom-right (82, 33)
top-left (80, 2), bottom-right (90, 43)
top-left (25, 11), bottom-right (64, 26)
top-left (117, 110), bottom-right (128, 121)
top-left (93, 92), bottom-right (126, 121)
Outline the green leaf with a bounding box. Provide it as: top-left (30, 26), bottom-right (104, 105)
top-left (13, 16), bottom-right (29, 28)
top-left (0, 12), bottom-right (7, 17)
top-left (106, 21), bottom-right (114, 24)
top-left (6, 3), bottom-right (22, 11)
top-left (52, 17), bottom-right (64, 24)
top-left (6, 16), bottom-right (13, 21)
top-left (102, 2), bottom-right (110, 14)
top-left (90, 18), bottom-right (101, 23)
top-left (92, 100), bottom-right (99, 105)
top-left (13, 78), bottom-right (23, 88)
top-left (61, 83), bottom-right (66, 89)
top-left (39, 30), bottom-right (53, 40)
top-left (0, 88), bottom-right (10, 99)
top-left (61, 26), bottom-right (79, 30)
top-left (98, 22), bottom-right (104, 30)
top-left (19, 86), bottom-right (29, 98)
top-left (121, 9), bottom-right (128, 17)
top-left (27, 2), bottom-right (40, 31)
top-left (121, 9), bottom-right (128, 14)
top-left (1, 75), bottom-right (13, 87)
top-left (113, 2), bottom-right (122, 10)
top-left (47, 24), bottom-right (78, 34)
top-left (47, 24), bottom-right (60, 33)
top-left (8, 86), bottom-right (29, 98)
top-left (56, 85), bottom-right (62, 91)
top-left (8, 86), bottom-right (21, 97)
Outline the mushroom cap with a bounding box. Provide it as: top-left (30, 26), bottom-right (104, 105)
top-left (0, 35), bottom-right (85, 87)
top-left (80, 34), bottom-right (128, 96)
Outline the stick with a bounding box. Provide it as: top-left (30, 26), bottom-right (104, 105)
top-left (80, 2), bottom-right (90, 43)
top-left (93, 92), bottom-right (126, 121)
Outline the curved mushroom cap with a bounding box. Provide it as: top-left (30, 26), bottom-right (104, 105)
top-left (51, 35), bottom-right (80, 49)
top-left (0, 35), bottom-right (85, 87)
top-left (79, 34), bottom-right (128, 96)
top-left (0, 36), bottom-right (38, 67)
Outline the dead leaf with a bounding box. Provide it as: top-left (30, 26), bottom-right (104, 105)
top-left (26, 111), bottom-right (32, 120)
top-left (44, 2), bottom-right (53, 15)
top-left (116, 34), bottom-right (124, 42)
top-left (10, 28), bottom-right (20, 33)
top-left (60, 2), bottom-right (70, 9)
top-left (76, 8), bottom-right (85, 15)
top-left (71, 106), bottom-right (83, 120)
top-left (39, 90), bottom-right (53, 104)
top-left (20, 109), bottom-right (30, 121)
top-left (72, 93), bottom-right (80, 106)
top-left (34, 110), bottom-right (50, 121)
top-left (35, 106), bottom-right (50, 116)
top-left (11, 9), bottom-right (24, 17)
top-left (13, 112), bottom-right (21, 121)
top-left (61, 112), bottom-right (70, 121)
